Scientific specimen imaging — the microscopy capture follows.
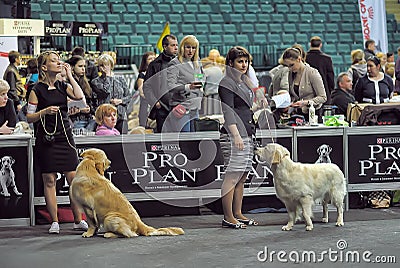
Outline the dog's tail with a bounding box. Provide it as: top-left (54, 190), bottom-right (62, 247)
top-left (138, 222), bottom-right (184, 236)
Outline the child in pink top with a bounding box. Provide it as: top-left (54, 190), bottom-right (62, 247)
top-left (95, 104), bottom-right (120, 136)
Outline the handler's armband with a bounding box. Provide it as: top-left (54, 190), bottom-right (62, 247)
top-left (27, 103), bottom-right (38, 114)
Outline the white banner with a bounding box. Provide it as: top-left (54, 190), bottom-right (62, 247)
top-left (358, 0), bottom-right (388, 53)
top-left (0, 37), bottom-right (18, 78)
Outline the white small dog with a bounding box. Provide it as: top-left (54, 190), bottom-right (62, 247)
top-left (0, 156), bottom-right (22, 197)
top-left (255, 143), bottom-right (346, 231)
top-left (315, 144), bottom-right (332, 164)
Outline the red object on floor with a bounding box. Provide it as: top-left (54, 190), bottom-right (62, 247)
top-left (37, 207), bottom-right (86, 224)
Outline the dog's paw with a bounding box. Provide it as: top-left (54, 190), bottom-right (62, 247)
top-left (305, 225), bottom-right (313, 231)
top-left (322, 217), bottom-right (329, 223)
top-left (2, 192), bottom-right (10, 197)
top-left (282, 225), bottom-right (293, 231)
top-left (336, 221), bottom-right (344, 227)
top-left (104, 232), bottom-right (120, 238)
top-left (82, 231), bottom-right (94, 238)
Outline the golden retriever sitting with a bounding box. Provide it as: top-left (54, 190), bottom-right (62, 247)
top-left (255, 143), bottom-right (346, 231)
top-left (70, 148), bottom-right (184, 238)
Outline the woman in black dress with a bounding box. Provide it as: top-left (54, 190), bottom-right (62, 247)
top-left (26, 51), bottom-right (88, 234)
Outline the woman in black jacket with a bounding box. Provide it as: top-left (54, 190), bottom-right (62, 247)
top-left (218, 46), bottom-right (259, 229)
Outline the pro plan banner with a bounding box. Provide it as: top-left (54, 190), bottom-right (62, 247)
top-left (0, 147), bottom-right (29, 219)
top-left (34, 138), bottom-right (274, 196)
top-left (45, 21), bottom-right (107, 37)
top-left (348, 135), bottom-right (400, 184)
top-left (358, 0), bottom-right (388, 53)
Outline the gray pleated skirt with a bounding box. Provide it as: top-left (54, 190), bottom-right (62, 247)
top-left (220, 133), bottom-right (253, 173)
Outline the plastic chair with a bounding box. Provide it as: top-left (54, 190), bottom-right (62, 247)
top-left (94, 3), bottom-right (109, 13)
top-left (157, 4), bottom-right (171, 13)
top-left (92, 14), bottom-right (106, 23)
top-left (123, 14), bottom-right (137, 23)
top-left (223, 34), bottom-right (236, 44)
top-left (79, 3), bottom-right (95, 13)
top-left (50, 3), bottom-right (64, 13)
top-left (112, 4), bottom-right (126, 13)
top-left (126, 4), bottom-right (141, 13)
top-left (114, 35), bottom-right (129, 45)
top-left (223, 24), bottom-right (237, 33)
top-left (107, 14), bottom-right (122, 23)
top-left (130, 36), bottom-right (145, 45)
top-left (135, 25), bottom-right (150, 34)
top-left (60, 14), bottom-right (75, 22)
top-left (118, 24), bottom-right (133, 34)
top-left (75, 14), bottom-right (90, 22)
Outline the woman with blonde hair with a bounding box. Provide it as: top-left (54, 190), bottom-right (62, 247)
top-left (347, 49), bottom-right (367, 90)
top-left (91, 53), bottom-right (132, 134)
top-left (166, 35), bottom-right (204, 132)
top-left (26, 51), bottom-right (88, 234)
top-left (0, 79), bottom-right (17, 134)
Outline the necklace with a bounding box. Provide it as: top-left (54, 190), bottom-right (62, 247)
top-left (40, 110), bottom-right (58, 135)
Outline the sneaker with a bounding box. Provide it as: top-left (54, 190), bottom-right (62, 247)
top-left (49, 222), bottom-right (60, 234)
top-left (73, 220), bottom-right (88, 231)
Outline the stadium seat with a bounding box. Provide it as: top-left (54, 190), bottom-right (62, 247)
top-left (112, 4), bottom-right (126, 13)
top-left (331, 4), bottom-right (344, 13)
top-left (223, 24), bottom-right (237, 33)
top-left (92, 14), bottom-right (106, 23)
top-left (30, 3), bottom-right (42, 13)
top-left (312, 23), bottom-right (326, 33)
top-left (269, 24), bottom-right (283, 33)
top-left (275, 4), bottom-right (289, 13)
top-left (210, 14), bottom-right (224, 23)
top-left (209, 35), bottom-right (223, 44)
top-left (219, 4), bottom-right (233, 13)
top-left (337, 43), bottom-right (350, 54)
top-left (172, 4), bottom-right (185, 14)
top-left (183, 14), bottom-right (196, 23)
top-left (295, 33), bottom-right (309, 44)
top-left (223, 34), bottom-right (236, 44)
top-left (185, 4), bottom-right (199, 13)
top-left (226, 14), bottom-right (243, 24)
top-left (233, 4), bottom-right (246, 13)
top-left (236, 34), bottom-right (250, 44)
top-left (331, 55), bottom-right (344, 66)
top-left (259, 4), bottom-right (273, 13)
top-left (323, 44), bottom-right (337, 55)
top-left (283, 24), bottom-right (297, 33)
top-left (255, 24), bottom-right (268, 33)
top-left (289, 4), bottom-right (302, 13)
top-left (181, 24), bottom-right (195, 34)
top-left (199, 4), bottom-right (212, 13)
top-left (195, 24), bottom-right (209, 34)
top-left (64, 4), bottom-right (79, 13)
top-left (39, 14), bottom-right (52, 20)
top-left (270, 14), bottom-right (285, 22)
top-left (257, 14), bottom-right (271, 23)
top-left (281, 33), bottom-right (295, 45)
top-left (342, 13), bottom-right (357, 22)
top-left (130, 35), bottom-right (145, 45)
top-left (328, 13), bottom-right (341, 23)
top-left (147, 35), bottom-right (160, 45)
top-left (324, 33), bottom-right (338, 42)
top-left (300, 14), bottom-right (312, 23)
top-left (252, 34), bottom-right (267, 45)
top-left (157, 4), bottom-right (171, 13)
top-left (313, 14), bottom-right (326, 23)
top-left (75, 14), bottom-right (90, 22)
top-left (152, 14), bottom-right (166, 24)
top-left (340, 23), bottom-right (355, 32)
top-left (107, 24), bottom-right (118, 34)
top-left (302, 3), bottom-right (315, 13)
top-left (126, 4), bottom-right (141, 13)
top-left (123, 14), bottom-right (136, 23)
top-left (118, 24), bottom-right (132, 34)
top-left (196, 34), bottom-right (208, 44)
top-left (209, 24), bottom-right (223, 33)
top-left (50, 3), bottom-right (64, 13)
top-left (169, 14), bottom-right (182, 23)
top-left (114, 35), bottom-right (129, 45)
top-left (243, 13), bottom-right (256, 23)
top-left (79, 4), bottom-right (95, 13)
top-left (316, 4), bottom-right (331, 13)
top-left (141, 4), bottom-right (155, 13)
top-left (107, 14), bottom-right (122, 23)
top-left (94, 3), bottom-right (109, 13)
top-left (339, 33), bottom-right (353, 44)
top-left (150, 24), bottom-right (164, 33)
top-left (286, 14), bottom-right (299, 23)
top-left (135, 24), bottom-right (149, 34)
top-left (267, 33), bottom-right (282, 45)
top-left (197, 14), bottom-right (210, 23)
top-left (138, 14), bottom-right (152, 23)
top-left (240, 24), bottom-right (255, 33)
top-left (60, 14), bottom-right (75, 22)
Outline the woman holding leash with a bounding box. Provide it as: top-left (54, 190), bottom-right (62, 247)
top-left (218, 46), bottom-right (260, 229)
top-left (26, 51), bottom-right (88, 234)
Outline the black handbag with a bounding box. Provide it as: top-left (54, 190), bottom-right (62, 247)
top-left (193, 118), bottom-right (220, 131)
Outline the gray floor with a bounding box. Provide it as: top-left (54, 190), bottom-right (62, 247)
top-left (1, 208), bottom-right (399, 268)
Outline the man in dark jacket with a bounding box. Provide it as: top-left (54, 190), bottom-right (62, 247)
top-left (306, 36), bottom-right (335, 104)
top-left (143, 34), bottom-right (178, 133)
top-left (3, 50), bottom-right (24, 113)
top-left (364, 39), bottom-right (376, 60)
top-left (331, 72), bottom-right (355, 115)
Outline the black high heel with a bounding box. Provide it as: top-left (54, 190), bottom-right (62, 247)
top-left (222, 219), bottom-right (247, 229)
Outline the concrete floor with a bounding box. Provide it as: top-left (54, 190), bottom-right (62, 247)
top-left (1, 207), bottom-right (399, 268)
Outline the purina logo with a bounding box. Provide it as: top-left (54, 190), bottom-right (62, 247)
top-left (150, 144), bottom-right (181, 151)
top-left (377, 137), bottom-right (400, 145)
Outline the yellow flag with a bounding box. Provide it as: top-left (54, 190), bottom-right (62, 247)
top-left (156, 22), bottom-right (170, 52)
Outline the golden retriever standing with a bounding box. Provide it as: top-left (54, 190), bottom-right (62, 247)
top-left (70, 148), bottom-right (184, 238)
top-left (255, 143), bottom-right (346, 231)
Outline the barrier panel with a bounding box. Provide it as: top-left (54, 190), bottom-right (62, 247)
top-left (0, 134), bottom-right (33, 227)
